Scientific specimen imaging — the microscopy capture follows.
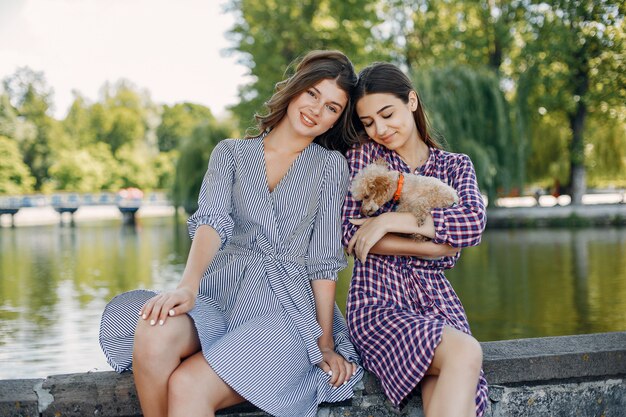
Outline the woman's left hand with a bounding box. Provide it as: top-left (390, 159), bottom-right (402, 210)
top-left (347, 216), bottom-right (389, 263)
top-left (317, 347), bottom-right (358, 388)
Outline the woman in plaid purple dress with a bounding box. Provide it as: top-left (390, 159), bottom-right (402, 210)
top-left (342, 62), bottom-right (489, 416)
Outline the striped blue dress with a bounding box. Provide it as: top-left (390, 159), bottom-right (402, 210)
top-left (99, 136), bottom-right (363, 417)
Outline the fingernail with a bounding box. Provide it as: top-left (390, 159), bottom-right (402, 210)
top-left (142, 314), bottom-right (147, 319)
top-left (159, 320), bottom-right (164, 326)
top-left (343, 381), bottom-right (347, 385)
top-left (150, 320), bottom-right (155, 326)
top-left (327, 371), bottom-right (333, 376)
top-left (169, 309), bottom-right (175, 316)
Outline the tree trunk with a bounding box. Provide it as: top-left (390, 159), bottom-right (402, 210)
top-left (568, 46), bottom-right (589, 206)
top-left (568, 100), bottom-right (587, 205)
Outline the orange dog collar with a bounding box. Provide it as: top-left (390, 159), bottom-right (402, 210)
top-left (393, 173), bottom-right (404, 203)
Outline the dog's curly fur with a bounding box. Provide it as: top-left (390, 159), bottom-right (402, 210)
top-left (350, 158), bottom-right (459, 241)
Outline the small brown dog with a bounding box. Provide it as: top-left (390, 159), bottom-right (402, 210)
top-left (350, 158), bottom-right (459, 240)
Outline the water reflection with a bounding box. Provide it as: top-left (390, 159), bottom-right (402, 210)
top-left (1, 220), bottom-right (625, 379)
top-left (446, 228), bottom-right (626, 341)
top-left (0, 218), bottom-right (190, 379)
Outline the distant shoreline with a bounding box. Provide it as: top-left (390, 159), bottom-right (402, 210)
top-left (0, 205), bottom-right (181, 228)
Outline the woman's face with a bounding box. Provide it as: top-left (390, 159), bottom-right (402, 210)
top-left (285, 78), bottom-right (347, 139)
top-left (355, 92), bottom-right (419, 151)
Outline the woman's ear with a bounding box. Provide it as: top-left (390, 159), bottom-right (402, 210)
top-left (408, 91), bottom-right (418, 112)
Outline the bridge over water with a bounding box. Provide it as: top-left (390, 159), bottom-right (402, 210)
top-left (0, 190), bottom-right (171, 226)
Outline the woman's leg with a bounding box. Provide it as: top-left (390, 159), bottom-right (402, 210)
top-left (423, 325), bottom-right (482, 417)
top-left (168, 352), bottom-right (246, 417)
top-left (420, 375), bottom-right (437, 412)
top-left (132, 315), bottom-right (201, 417)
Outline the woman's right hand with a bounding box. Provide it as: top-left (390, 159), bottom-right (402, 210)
top-left (139, 287), bottom-right (197, 327)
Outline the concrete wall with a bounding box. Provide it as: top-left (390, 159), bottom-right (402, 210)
top-left (2, 332), bottom-right (625, 417)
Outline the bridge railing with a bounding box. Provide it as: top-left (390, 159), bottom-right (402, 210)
top-left (0, 192), bottom-right (172, 210)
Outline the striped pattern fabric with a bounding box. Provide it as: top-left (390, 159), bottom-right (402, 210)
top-left (341, 141), bottom-right (489, 416)
top-left (100, 136), bottom-right (363, 417)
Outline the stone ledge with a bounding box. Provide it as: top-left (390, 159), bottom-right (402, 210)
top-left (1, 331), bottom-right (625, 417)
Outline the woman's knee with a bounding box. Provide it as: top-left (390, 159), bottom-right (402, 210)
top-left (462, 335), bottom-right (483, 372)
top-left (134, 319), bottom-right (165, 358)
top-left (438, 327), bottom-right (483, 371)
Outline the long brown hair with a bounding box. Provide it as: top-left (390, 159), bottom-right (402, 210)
top-left (247, 50), bottom-right (358, 153)
top-left (351, 62), bottom-right (443, 150)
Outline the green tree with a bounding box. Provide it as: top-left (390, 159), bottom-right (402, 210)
top-left (225, 0), bottom-right (383, 130)
top-left (152, 150), bottom-right (178, 190)
top-left (157, 103), bottom-right (215, 152)
top-left (585, 112), bottom-right (626, 186)
top-left (95, 80), bottom-right (159, 153)
top-left (2, 67), bottom-right (70, 190)
top-left (380, 0), bottom-right (523, 72)
top-left (115, 142), bottom-right (159, 190)
top-left (63, 92), bottom-right (95, 148)
top-left (517, 0), bottom-right (626, 204)
top-left (0, 136), bottom-right (35, 194)
top-left (415, 66), bottom-right (524, 202)
top-left (48, 149), bottom-right (109, 192)
top-left (172, 122), bottom-right (234, 214)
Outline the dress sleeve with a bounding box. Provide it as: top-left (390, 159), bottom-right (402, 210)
top-left (307, 152), bottom-right (350, 281)
top-left (430, 154), bottom-right (486, 248)
top-left (187, 140), bottom-right (235, 249)
top-left (340, 146), bottom-right (373, 248)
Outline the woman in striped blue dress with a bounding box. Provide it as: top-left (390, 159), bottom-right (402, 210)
top-left (342, 62), bottom-right (488, 416)
top-left (99, 50), bottom-right (363, 417)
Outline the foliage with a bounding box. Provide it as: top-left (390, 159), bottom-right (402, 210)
top-left (157, 103), bottom-right (215, 152)
top-left (379, 0), bottom-right (522, 71)
top-left (2, 68), bottom-right (71, 190)
top-left (152, 150), bottom-right (179, 190)
top-left (172, 122), bottom-right (235, 214)
top-left (48, 148), bottom-right (111, 192)
top-left (525, 111), bottom-right (571, 184)
top-left (0, 135), bottom-right (35, 194)
top-left (514, 0), bottom-right (626, 202)
top-left (415, 66), bottom-right (524, 201)
top-left (225, 0), bottom-right (384, 130)
top-left (585, 111), bottom-right (626, 186)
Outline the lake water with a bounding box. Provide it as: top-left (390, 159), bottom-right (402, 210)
top-left (1, 216), bottom-right (625, 380)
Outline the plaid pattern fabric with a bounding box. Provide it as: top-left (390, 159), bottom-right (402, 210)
top-left (342, 141), bottom-right (489, 415)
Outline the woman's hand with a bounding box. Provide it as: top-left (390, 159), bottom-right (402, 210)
top-left (348, 213), bottom-right (461, 261)
top-left (139, 287), bottom-right (197, 327)
top-left (347, 215), bottom-right (390, 263)
top-left (317, 346), bottom-right (358, 388)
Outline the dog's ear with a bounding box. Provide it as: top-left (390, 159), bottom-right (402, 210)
top-left (371, 176), bottom-right (393, 201)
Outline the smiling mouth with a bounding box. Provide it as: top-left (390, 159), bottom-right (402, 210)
top-left (301, 113), bottom-right (316, 127)
top-left (379, 132), bottom-right (395, 142)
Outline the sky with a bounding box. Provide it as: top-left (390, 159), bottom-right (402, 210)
top-left (0, 0), bottom-right (250, 119)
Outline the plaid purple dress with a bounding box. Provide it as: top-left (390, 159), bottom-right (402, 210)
top-left (342, 141), bottom-right (489, 416)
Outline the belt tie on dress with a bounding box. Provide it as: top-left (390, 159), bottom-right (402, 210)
top-left (223, 236), bottom-right (323, 365)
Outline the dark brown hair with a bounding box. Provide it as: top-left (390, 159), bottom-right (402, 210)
top-left (351, 62), bottom-right (443, 150)
top-left (248, 50), bottom-right (358, 153)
